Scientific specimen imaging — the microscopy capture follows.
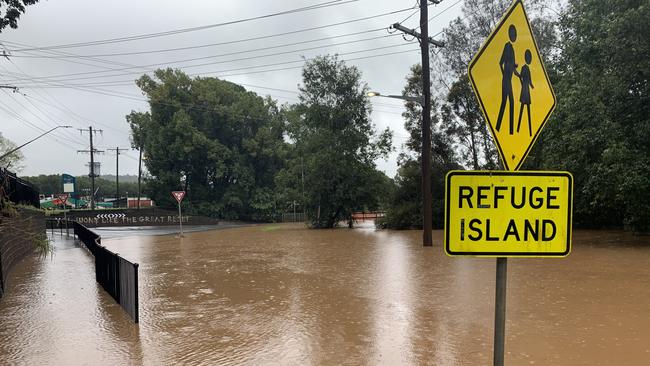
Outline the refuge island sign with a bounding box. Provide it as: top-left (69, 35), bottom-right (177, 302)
top-left (445, 171), bottom-right (572, 257)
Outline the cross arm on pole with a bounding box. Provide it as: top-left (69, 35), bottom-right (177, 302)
top-left (391, 23), bottom-right (445, 48)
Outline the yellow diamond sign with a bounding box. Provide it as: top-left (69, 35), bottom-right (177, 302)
top-left (468, 0), bottom-right (556, 171)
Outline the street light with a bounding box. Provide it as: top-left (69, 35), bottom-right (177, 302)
top-left (367, 91), bottom-right (423, 104)
top-left (368, 90), bottom-right (432, 247)
top-left (0, 125), bottom-right (73, 161)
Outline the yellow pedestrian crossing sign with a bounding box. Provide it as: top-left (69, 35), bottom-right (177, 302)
top-left (468, 0), bottom-right (556, 171)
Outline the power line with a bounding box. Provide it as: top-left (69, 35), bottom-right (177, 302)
top-left (4, 0), bottom-right (360, 52)
top-left (9, 91), bottom-right (88, 145)
top-left (20, 93), bottom-right (130, 135)
top-left (11, 43), bottom-right (418, 87)
top-left (0, 100), bottom-right (82, 151)
top-left (1, 3), bottom-right (458, 88)
top-left (3, 33), bottom-right (402, 84)
top-left (6, 28), bottom-right (386, 59)
top-left (14, 48), bottom-right (418, 124)
top-left (0, 4), bottom-right (427, 83)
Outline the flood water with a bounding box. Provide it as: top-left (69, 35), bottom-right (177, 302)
top-left (1, 223), bottom-right (649, 365)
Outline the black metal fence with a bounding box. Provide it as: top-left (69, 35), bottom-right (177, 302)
top-left (281, 212), bottom-right (306, 223)
top-left (0, 168), bottom-right (39, 208)
top-left (48, 219), bottom-right (139, 323)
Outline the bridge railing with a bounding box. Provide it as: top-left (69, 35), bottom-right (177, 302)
top-left (351, 211), bottom-right (386, 220)
top-left (48, 219), bottom-right (139, 323)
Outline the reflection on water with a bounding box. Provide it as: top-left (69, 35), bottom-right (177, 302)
top-left (1, 225), bottom-right (649, 365)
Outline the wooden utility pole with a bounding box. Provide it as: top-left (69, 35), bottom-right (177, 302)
top-left (77, 126), bottom-right (103, 209)
top-left (391, 0), bottom-right (444, 246)
top-left (107, 147), bottom-right (128, 207)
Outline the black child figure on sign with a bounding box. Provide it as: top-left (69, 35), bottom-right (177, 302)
top-left (516, 49), bottom-right (534, 136)
top-left (495, 25), bottom-right (518, 135)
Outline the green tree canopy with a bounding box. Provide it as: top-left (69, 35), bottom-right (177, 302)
top-left (528, 0), bottom-right (649, 231)
top-left (127, 69), bottom-right (287, 220)
top-left (279, 55), bottom-right (392, 228)
top-left (381, 64), bottom-right (462, 229)
top-left (0, 133), bottom-right (24, 171)
top-left (0, 0), bottom-right (38, 32)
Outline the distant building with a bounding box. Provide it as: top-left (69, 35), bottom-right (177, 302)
top-left (106, 197), bottom-right (154, 208)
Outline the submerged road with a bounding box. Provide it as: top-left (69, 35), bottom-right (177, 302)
top-left (91, 221), bottom-right (252, 239)
top-left (1, 224), bottom-right (649, 365)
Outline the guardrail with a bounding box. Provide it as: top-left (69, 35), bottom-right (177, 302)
top-left (48, 219), bottom-right (139, 323)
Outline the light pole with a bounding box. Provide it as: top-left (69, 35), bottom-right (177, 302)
top-left (0, 125), bottom-right (72, 162)
top-left (367, 91), bottom-right (423, 105)
top-left (368, 90), bottom-right (432, 247)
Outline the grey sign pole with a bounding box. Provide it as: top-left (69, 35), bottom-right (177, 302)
top-left (494, 257), bottom-right (507, 366)
top-left (178, 201), bottom-right (184, 237)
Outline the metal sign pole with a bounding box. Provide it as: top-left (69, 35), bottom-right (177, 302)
top-left (494, 257), bottom-right (507, 366)
top-left (178, 201), bottom-right (183, 237)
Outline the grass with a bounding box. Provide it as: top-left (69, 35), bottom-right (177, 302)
top-left (260, 224), bottom-right (283, 232)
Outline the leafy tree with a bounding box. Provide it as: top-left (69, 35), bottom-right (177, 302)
top-left (528, 0), bottom-right (649, 231)
top-left (382, 64), bottom-right (462, 229)
top-left (0, 0), bottom-right (38, 32)
top-left (279, 55), bottom-right (392, 228)
top-left (441, 76), bottom-right (498, 170)
top-left (127, 69), bottom-right (287, 220)
top-left (0, 133), bottom-right (23, 171)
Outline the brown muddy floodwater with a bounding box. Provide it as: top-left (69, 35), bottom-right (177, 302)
top-left (1, 224), bottom-right (649, 365)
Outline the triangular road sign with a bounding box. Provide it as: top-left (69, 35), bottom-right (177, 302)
top-left (171, 191), bottom-right (185, 204)
top-left (468, 0), bottom-right (556, 171)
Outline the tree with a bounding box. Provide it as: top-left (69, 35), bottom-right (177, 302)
top-left (381, 64), bottom-right (462, 229)
top-left (279, 55), bottom-right (392, 228)
top-left (0, 0), bottom-right (38, 31)
top-left (127, 69), bottom-right (287, 220)
top-left (529, 0), bottom-right (649, 232)
top-left (441, 76), bottom-right (498, 170)
top-left (0, 133), bottom-right (24, 171)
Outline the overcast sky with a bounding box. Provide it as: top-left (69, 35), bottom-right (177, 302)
top-left (0, 0), bottom-right (463, 179)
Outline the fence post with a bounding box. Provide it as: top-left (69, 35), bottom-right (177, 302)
top-left (134, 263), bottom-right (139, 323)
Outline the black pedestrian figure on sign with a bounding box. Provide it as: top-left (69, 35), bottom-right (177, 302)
top-left (495, 25), bottom-right (518, 135)
top-left (516, 49), bottom-right (534, 136)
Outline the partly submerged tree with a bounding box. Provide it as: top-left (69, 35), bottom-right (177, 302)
top-left (529, 0), bottom-right (650, 232)
top-left (280, 55), bottom-right (392, 228)
top-left (127, 69), bottom-right (287, 220)
top-left (381, 64), bottom-right (462, 229)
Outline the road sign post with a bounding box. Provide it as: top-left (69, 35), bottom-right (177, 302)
top-left (171, 191), bottom-right (186, 237)
top-left (58, 193), bottom-right (69, 231)
top-left (445, 171), bottom-right (573, 365)
top-left (460, 1), bottom-right (564, 364)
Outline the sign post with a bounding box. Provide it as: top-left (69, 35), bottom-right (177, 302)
top-left (445, 171), bottom-right (573, 364)
top-left (171, 191), bottom-right (186, 237)
top-left (460, 1), bottom-right (563, 364)
top-left (58, 193), bottom-right (69, 234)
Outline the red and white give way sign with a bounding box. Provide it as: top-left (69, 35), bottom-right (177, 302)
top-left (171, 191), bottom-right (186, 203)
